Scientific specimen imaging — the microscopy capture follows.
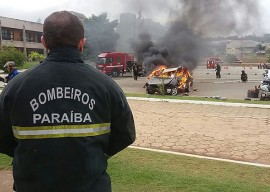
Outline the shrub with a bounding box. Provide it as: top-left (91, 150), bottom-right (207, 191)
top-left (157, 78), bottom-right (166, 95)
top-left (0, 46), bottom-right (26, 71)
top-left (28, 51), bottom-right (45, 62)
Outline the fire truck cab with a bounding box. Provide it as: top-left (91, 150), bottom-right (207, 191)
top-left (96, 52), bottom-right (140, 77)
top-left (206, 57), bottom-right (223, 69)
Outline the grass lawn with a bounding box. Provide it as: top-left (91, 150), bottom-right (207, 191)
top-left (0, 154), bottom-right (12, 169)
top-left (1, 148), bottom-right (269, 191)
top-left (17, 61), bottom-right (39, 70)
top-left (109, 148), bottom-right (270, 192)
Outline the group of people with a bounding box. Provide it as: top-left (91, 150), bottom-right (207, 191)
top-left (215, 63), bottom-right (249, 82)
top-left (0, 11), bottom-right (135, 192)
top-left (258, 62), bottom-right (268, 69)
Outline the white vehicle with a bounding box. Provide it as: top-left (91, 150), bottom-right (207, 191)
top-left (258, 70), bottom-right (270, 100)
top-left (144, 66), bottom-right (193, 96)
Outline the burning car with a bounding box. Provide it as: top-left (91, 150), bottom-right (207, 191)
top-left (144, 66), bottom-right (193, 95)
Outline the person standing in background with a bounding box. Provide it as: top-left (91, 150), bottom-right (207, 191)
top-left (133, 62), bottom-right (139, 80)
top-left (0, 61), bottom-right (19, 83)
top-left (215, 63), bottom-right (221, 79)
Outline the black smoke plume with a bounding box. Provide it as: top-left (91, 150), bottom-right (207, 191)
top-left (129, 0), bottom-right (259, 74)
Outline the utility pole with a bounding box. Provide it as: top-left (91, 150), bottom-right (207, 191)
top-left (240, 38), bottom-right (243, 60)
top-left (23, 25), bottom-right (27, 57)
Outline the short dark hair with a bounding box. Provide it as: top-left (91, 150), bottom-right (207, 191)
top-left (43, 11), bottom-right (84, 49)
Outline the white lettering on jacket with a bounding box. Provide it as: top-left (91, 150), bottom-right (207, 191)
top-left (33, 112), bottom-right (92, 124)
top-left (29, 87), bottom-right (96, 112)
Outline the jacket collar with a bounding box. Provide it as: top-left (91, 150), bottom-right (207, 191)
top-left (45, 46), bottom-right (84, 63)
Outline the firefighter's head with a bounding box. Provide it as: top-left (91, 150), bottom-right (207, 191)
top-left (4, 61), bottom-right (15, 73)
top-left (42, 11), bottom-right (86, 52)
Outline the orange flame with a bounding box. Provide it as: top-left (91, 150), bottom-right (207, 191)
top-left (148, 65), bottom-right (192, 92)
top-left (176, 67), bottom-right (192, 90)
top-left (147, 65), bottom-right (167, 79)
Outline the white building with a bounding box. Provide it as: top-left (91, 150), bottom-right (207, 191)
top-left (226, 40), bottom-right (259, 57)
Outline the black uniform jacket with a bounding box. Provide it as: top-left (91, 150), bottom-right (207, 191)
top-left (0, 46), bottom-right (136, 192)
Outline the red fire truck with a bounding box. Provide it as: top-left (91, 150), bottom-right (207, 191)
top-left (96, 52), bottom-right (142, 77)
top-left (206, 57), bottom-right (223, 69)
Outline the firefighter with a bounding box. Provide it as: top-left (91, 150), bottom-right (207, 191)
top-left (241, 70), bottom-right (248, 82)
top-left (133, 62), bottom-right (139, 80)
top-left (215, 63), bottom-right (221, 79)
top-left (0, 61), bottom-right (19, 83)
top-left (0, 11), bottom-right (135, 192)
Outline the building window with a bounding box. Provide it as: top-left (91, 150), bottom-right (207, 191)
top-left (20, 33), bottom-right (23, 41)
top-left (37, 32), bottom-right (42, 43)
top-left (26, 33), bottom-right (35, 42)
top-left (2, 29), bottom-right (14, 40)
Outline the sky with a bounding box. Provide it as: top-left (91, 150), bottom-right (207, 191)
top-left (1, 0), bottom-right (270, 36)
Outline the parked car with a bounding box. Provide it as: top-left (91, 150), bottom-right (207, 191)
top-left (144, 66), bottom-right (193, 95)
top-left (233, 58), bottom-right (242, 63)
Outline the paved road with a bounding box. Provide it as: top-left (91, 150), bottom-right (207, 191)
top-left (114, 65), bottom-right (265, 99)
top-left (128, 99), bottom-right (270, 165)
top-left (0, 65), bottom-right (266, 99)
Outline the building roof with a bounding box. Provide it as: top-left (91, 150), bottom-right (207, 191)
top-left (226, 40), bottom-right (259, 49)
top-left (0, 16), bottom-right (43, 32)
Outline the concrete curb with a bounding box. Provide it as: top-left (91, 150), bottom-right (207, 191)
top-left (0, 92), bottom-right (268, 109)
top-left (129, 146), bottom-right (270, 168)
top-left (127, 97), bottom-right (270, 109)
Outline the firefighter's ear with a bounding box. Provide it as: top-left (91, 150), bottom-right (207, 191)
top-left (41, 36), bottom-right (47, 49)
top-left (78, 38), bottom-right (86, 52)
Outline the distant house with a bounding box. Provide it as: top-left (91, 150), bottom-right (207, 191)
top-left (226, 40), bottom-right (259, 57)
top-left (0, 16), bottom-right (44, 56)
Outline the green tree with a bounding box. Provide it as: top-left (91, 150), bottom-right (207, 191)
top-left (28, 51), bottom-right (45, 62)
top-left (0, 46), bottom-right (25, 71)
top-left (83, 13), bottom-right (120, 61)
top-left (254, 43), bottom-right (265, 53)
